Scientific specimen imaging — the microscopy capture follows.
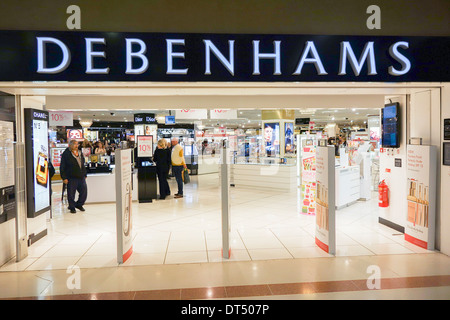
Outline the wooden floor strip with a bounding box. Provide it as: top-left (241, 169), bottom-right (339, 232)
top-left (4, 275), bottom-right (450, 300)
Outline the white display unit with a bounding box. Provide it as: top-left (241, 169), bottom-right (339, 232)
top-left (335, 165), bottom-right (360, 209)
top-left (230, 163), bottom-right (297, 192)
top-left (85, 171), bottom-right (138, 204)
top-left (197, 154), bottom-right (220, 175)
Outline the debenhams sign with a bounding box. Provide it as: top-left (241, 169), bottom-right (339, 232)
top-left (0, 30), bottom-right (448, 82)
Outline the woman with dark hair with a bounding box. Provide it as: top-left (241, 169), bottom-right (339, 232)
top-left (153, 139), bottom-right (171, 200)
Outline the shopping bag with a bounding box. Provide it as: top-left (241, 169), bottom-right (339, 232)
top-left (183, 168), bottom-right (190, 184)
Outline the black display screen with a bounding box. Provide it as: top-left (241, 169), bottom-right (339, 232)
top-left (444, 143), bottom-right (450, 166)
top-left (382, 103), bottom-right (400, 148)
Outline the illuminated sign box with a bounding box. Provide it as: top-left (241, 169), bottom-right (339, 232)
top-left (0, 31), bottom-right (448, 82)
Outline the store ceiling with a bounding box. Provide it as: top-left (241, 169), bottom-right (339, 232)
top-left (72, 108), bottom-right (380, 129)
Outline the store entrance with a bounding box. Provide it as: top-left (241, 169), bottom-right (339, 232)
top-left (42, 104), bottom-right (402, 268)
top-left (2, 82), bottom-right (440, 271)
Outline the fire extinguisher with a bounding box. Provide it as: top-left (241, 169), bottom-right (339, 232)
top-left (378, 180), bottom-right (389, 207)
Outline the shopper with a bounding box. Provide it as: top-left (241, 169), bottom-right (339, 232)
top-left (171, 137), bottom-right (187, 198)
top-left (165, 139), bottom-right (172, 181)
top-left (153, 139), bottom-right (171, 200)
top-left (60, 140), bottom-right (88, 214)
top-left (201, 139), bottom-right (208, 155)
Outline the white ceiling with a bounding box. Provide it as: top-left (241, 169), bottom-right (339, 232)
top-left (69, 107), bottom-right (379, 129)
top-left (2, 81), bottom-right (441, 129)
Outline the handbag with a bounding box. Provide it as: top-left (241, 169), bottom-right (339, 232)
top-left (182, 168), bottom-right (190, 184)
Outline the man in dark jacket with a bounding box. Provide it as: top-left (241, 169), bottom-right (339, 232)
top-left (60, 140), bottom-right (87, 213)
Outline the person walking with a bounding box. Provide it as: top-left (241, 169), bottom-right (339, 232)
top-left (60, 139), bottom-right (88, 214)
top-left (171, 137), bottom-right (187, 198)
top-left (153, 139), bottom-right (171, 200)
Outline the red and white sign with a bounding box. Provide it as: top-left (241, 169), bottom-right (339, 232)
top-left (175, 109), bottom-right (208, 119)
top-left (49, 111), bottom-right (73, 127)
top-left (67, 129), bottom-right (83, 141)
top-left (210, 109), bottom-right (237, 119)
top-left (214, 127), bottom-right (227, 137)
top-left (137, 135), bottom-right (153, 157)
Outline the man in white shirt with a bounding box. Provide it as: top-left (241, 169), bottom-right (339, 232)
top-left (171, 137), bottom-right (187, 198)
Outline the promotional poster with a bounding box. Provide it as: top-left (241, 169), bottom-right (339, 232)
top-left (32, 116), bottom-right (51, 213)
top-left (137, 135), bottom-right (154, 158)
top-left (301, 142), bottom-right (316, 215)
top-left (315, 146), bottom-right (336, 255)
top-left (264, 122), bottom-right (280, 157)
top-left (116, 148), bottom-right (133, 264)
top-left (0, 120), bottom-right (15, 223)
top-left (405, 145), bottom-right (436, 250)
top-left (284, 122), bottom-right (295, 154)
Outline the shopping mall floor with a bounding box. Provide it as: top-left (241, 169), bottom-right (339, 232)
top-left (1, 174), bottom-right (449, 300)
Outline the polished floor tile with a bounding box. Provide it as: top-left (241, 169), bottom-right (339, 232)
top-left (0, 174), bottom-right (444, 278)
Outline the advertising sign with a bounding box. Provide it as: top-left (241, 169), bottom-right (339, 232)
top-left (0, 31), bottom-right (449, 82)
top-left (284, 122), bottom-right (294, 154)
top-left (0, 120), bottom-right (15, 224)
top-left (50, 147), bottom-right (65, 175)
top-left (315, 146), bottom-right (336, 254)
top-left (405, 145), bottom-right (436, 250)
top-left (301, 143), bottom-right (316, 215)
top-left (67, 129), bottom-right (83, 141)
top-left (137, 135), bottom-right (153, 158)
top-left (175, 109), bottom-right (208, 120)
top-left (116, 148), bottom-right (133, 264)
top-left (210, 109), bottom-right (237, 120)
top-left (24, 109), bottom-right (51, 217)
top-left (263, 122), bottom-right (280, 157)
top-left (49, 111), bottom-right (73, 127)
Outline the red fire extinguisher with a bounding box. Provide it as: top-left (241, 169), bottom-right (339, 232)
top-left (378, 180), bottom-right (389, 207)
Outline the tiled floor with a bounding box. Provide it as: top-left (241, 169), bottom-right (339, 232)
top-left (0, 174), bottom-right (434, 271)
top-left (0, 173), bottom-right (449, 300)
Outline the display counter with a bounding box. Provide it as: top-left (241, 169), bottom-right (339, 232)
top-left (230, 163), bottom-right (297, 192)
top-left (335, 165), bottom-right (360, 209)
top-left (198, 154), bottom-right (220, 174)
top-left (137, 165), bottom-right (157, 202)
top-left (85, 171), bottom-right (138, 204)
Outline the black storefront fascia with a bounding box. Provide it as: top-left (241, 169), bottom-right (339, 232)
top-left (0, 30), bottom-right (448, 83)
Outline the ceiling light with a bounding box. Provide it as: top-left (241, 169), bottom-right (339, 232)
top-left (79, 120), bottom-right (93, 128)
